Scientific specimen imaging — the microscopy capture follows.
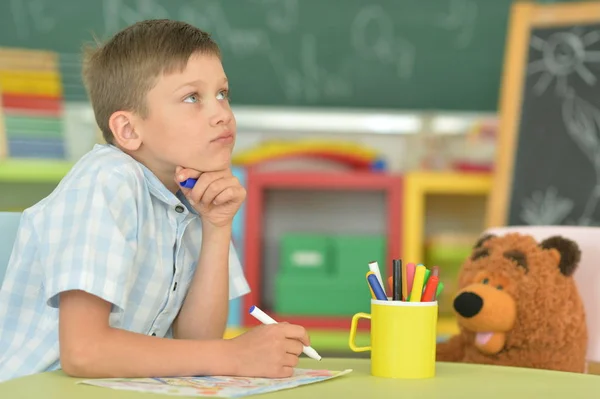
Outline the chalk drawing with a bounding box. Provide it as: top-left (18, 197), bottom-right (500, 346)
top-left (9, 0), bottom-right (56, 39)
top-left (254, 0), bottom-right (299, 33)
top-left (267, 34), bottom-right (352, 102)
top-left (351, 4), bottom-right (416, 80)
top-left (436, 0), bottom-right (478, 49)
top-left (520, 186), bottom-right (574, 225)
top-left (527, 27), bottom-right (600, 96)
top-left (520, 27), bottom-right (600, 226)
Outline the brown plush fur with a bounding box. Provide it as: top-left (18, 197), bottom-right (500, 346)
top-left (436, 233), bottom-right (588, 373)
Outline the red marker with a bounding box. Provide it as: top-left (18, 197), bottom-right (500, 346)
top-left (421, 275), bottom-right (439, 302)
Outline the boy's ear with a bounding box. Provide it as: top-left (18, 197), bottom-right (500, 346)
top-left (109, 110), bottom-right (142, 151)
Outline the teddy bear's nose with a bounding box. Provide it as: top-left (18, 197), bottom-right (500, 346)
top-left (454, 291), bottom-right (483, 318)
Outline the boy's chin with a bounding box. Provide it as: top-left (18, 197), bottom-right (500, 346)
top-left (192, 160), bottom-right (232, 173)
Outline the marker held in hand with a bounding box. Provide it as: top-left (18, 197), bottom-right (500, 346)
top-left (248, 305), bottom-right (322, 361)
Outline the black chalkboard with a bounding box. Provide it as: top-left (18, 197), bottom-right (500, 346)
top-left (0, 0), bottom-right (516, 110)
top-left (509, 23), bottom-right (600, 226)
top-left (487, 1), bottom-right (600, 228)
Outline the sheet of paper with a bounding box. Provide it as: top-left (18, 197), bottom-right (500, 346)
top-left (78, 368), bottom-right (353, 397)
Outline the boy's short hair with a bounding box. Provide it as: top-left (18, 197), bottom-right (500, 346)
top-left (82, 19), bottom-right (221, 144)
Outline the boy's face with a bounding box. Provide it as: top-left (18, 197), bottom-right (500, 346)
top-left (134, 52), bottom-right (235, 174)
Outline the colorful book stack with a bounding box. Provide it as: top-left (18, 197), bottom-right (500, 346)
top-left (0, 47), bottom-right (66, 159)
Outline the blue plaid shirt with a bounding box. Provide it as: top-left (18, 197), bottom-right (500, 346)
top-left (0, 144), bottom-right (250, 382)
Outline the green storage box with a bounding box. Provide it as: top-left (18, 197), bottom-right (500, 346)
top-left (330, 235), bottom-right (387, 282)
top-left (274, 275), bottom-right (371, 316)
top-left (274, 233), bottom-right (387, 316)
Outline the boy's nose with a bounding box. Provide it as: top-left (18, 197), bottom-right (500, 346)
top-left (210, 107), bottom-right (233, 127)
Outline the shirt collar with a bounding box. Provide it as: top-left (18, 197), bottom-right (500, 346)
top-left (105, 144), bottom-right (198, 213)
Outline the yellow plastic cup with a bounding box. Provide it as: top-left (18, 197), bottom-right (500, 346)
top-left (349, 299), bottom-right (438, 379)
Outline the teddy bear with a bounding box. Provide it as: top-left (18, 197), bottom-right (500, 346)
top-left (436, 232), bottom-right (588, 373)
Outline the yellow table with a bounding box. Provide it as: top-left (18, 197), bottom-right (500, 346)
top-left (2, 357), bottom-right (600, 398)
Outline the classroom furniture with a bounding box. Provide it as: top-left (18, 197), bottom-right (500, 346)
top-left (274, 233), bottom-right (385, 316)
top-left (242, 169), bottom-right (402, 330)
top-left (402, 171), bottom-right (492, 263)
top-left (484, 225), bottom-right (600, 375)
top-left (487, 1), bottom-right (600, 228)
top-left (0, 159), bottom-right (73, 211)
top-left (402, 170), bottom-right (491, 320)
top-left (2, 357), bottom-right (600, 398)
top-left (226, 167), bottom-right (247, 328)
top-left (0, 211), bottom-right (21, 284)
top-left (0, 48), bottom-right (67, 159)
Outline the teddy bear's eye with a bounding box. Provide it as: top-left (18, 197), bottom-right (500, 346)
top-left (482, 278), bottom-right (489, 284)
top-left (496, 285), bottom-right (503, 290)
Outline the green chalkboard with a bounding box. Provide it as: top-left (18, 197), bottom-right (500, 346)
top-left (0, 0), bottom-right (545, 110)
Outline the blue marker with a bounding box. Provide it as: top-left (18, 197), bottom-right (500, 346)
top-left (180, 178), bottom-right (197, 188)
top-left (367, 273), bottom-right (388, 301)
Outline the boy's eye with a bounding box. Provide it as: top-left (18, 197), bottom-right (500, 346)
top-left (183, 93), bottom-right (199, 103)
top-left (217, 90), bottom-right (230, 101)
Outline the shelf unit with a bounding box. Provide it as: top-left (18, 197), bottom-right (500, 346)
top-left (402, 171), bottom-right (493, 263)
top-left (0, 159), bottom-right (73, 183)
top-left (401, 171), bottom-right (492, 336)
top-left (241, 170), bottom-right (403, 330)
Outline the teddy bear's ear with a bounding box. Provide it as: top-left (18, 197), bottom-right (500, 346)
top-left (473, 234), bottom-right (495, 249)
top-left (539, 236), bottom-right (581, 276)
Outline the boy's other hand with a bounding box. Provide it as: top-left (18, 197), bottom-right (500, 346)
top-left (226, 323), bottom-right (311, 378)
top-left (175, 166), bottom-right (246, 228)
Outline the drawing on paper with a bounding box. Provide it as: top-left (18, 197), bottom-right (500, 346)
top-left (78, 368), bottom-right (353, 398)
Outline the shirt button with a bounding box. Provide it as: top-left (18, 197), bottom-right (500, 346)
top-left (175, 205), bottom-right (184, 213)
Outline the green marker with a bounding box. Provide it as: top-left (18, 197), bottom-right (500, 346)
top-left (435, 281), bottom-right (444, 300)
top-left (423, 268), bottom-right (431, 286)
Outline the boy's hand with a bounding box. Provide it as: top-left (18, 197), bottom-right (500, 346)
top-left (175, 166), bottom-right (246, 228)
top-left (227, 323), bottom-right (311, 378)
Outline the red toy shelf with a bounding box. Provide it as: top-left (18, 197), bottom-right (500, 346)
top-left (241, 170), bottom-right (403, 330)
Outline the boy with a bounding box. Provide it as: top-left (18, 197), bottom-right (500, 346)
top-left (0, 19), bottom-right (311, 382)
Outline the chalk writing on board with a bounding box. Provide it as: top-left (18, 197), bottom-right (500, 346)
top-left (103, 0), bottom-right (352, 102)
top-left (520, 187), bottom-right (574, 225)
top-left (9, 0), bottom-right (56, 40)
top-left (527, 28), bottom-right (600, 96)
top-left (435, 0), bottom-right (478, 49)
top-left (267, 34), bottom-right (353, 102)
top-left (350, 4), bottom-right (416, 80)
top-left (254, 0), bottom-right (299, 34)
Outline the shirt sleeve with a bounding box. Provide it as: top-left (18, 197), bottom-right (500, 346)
top-left (40, 169), bottom-right (140, 313)
top-left (228, 241), bottom-right (250, 300)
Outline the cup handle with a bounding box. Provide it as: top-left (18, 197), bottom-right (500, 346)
top-left (348, 312), bottom-right (371, 352)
